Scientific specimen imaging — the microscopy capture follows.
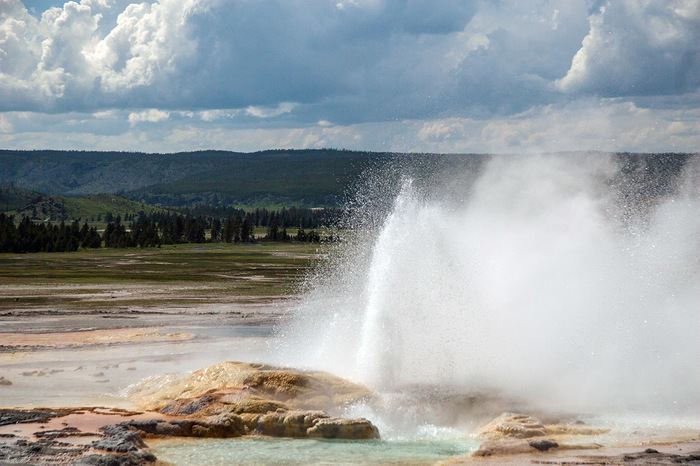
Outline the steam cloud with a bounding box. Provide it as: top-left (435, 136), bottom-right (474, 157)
top-left (277, 154), bottom-right (700, 416)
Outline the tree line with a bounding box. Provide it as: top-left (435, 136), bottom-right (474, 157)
top-left (0, 207), bottom-right (340, 253)
top-left (0, 214), bottom-right (101, 253)
top-left (171, 206), bottom-right (342, 230)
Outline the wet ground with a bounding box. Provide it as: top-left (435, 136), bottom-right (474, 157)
top-left (0, 316), bottom-right (279, 408)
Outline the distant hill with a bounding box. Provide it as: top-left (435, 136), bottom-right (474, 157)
top-left (0, 185), bottom-right (40, 211)
top-left (8, 192), bottom-right (169, 222)
top-left (0, 149), bottom-right (384, 207)
top-left (1, 149), bottom-right (695, 209)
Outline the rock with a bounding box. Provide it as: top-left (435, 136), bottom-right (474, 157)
top-left (543, 424), bottom-right (610, 436)
top-left (93, 425), bottom-right (147, 453)
top-left (239, 412), bottom-right (263, 431)
top-left (529, 439), bottom-right (558, 451)
top-left (123, 382), bottom-right (381, 440)
top-left (255, 410), bottom-right (328, 437)
top-left (0, 409), bottom-right (157, 465)
top-left (250, 410), bottom-right (379, 439)
top-left (158, 388), bottom-right (288, 417)
top-left (218, 389), bottom-right (291, 414)
top-left (477, 413), bottom-right (546, 439)
top-left (307, 417), bottom-right (380, 440)
top-left (112, 361), bottom-right (382, 443)
top-left (122, 413), bottom-right (245, 438)
top-left (159, 393), bottom-right (219, 415)
top-left (120, 419), bottom-right (185, 437)
top-left (473, 439), bottom-right (543, 456)
top-left (121, 362), bottom-right (382, 441)
top-left (118, 407), bottom-right (381, 441)
top-left (34, 426), bottom-right (101, 439)
top-left (74, 450), bottom-right (156, 465)
top-left (472, 438), bottom-right (603, 457)
top-left (0, 408), bottom-right (72, 426)
top-left (0, 376), bottom-right (12, 386)
top-left (0, 439), bottom-right (88, 464)
top-left (128, 361), bottom-right (373, 413)
top-left (187, 413), bottom-right (246, 438)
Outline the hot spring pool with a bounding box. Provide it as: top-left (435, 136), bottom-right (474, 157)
top-left (148, 437), bottom-right (480, 465)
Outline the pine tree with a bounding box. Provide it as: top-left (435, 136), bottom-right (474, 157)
top-left (210, 218), bottom-right (222, 243)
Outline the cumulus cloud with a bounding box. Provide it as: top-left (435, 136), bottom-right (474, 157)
top-left (245, 102), bottom-right (298, 119)
top-left (1, 0), bottom-right (699, 152)
top-left (197, 109), bottom-right (238, 122)
top-left (0, 1), bottom-right (38, 78)
top-left (92, 109), bottom-right (118, 119)
top-left (557, 0), bottom-right (700, 97)
top-left (4, 97), bottom-right (697, 154)
top-left (88, 0), bottom-right (198, 93)
top-left (128, 108), bottom-right (169, 125)
top-left (4, 0), bottom-right (698, 114)
top-left (2, 0), bottom-right (481, 115)
top-left (446, 1), bottom-right (590, 115)
top-left (417, 118), bottom-right (471, 143)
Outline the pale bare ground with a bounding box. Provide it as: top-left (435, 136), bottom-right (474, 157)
top-left (0, 327), bottom-right (195, 348)
top-left (446, 439), bottom-right (700, 465)
top-left (0, 324), bottom-right (276, 408)
top-left (0, 287), bottom-right (295, 408)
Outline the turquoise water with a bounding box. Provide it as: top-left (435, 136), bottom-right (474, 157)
top-left (149, 437), bottom-right (479, 465)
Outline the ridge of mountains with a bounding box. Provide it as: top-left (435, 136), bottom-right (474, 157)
top-left (1, 149), bottom-right (695, 214)
top-left (0, 149), bottom-right (385, 208)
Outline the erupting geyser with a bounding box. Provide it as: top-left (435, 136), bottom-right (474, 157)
top-left (276, 153), bottom-right (699, 418)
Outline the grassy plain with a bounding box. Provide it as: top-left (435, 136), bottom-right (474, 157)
top-left (0, 242), bottom-right (323, 317)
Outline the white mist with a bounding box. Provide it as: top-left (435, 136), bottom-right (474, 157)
top-left (276, 154), bottom-right (699, 418)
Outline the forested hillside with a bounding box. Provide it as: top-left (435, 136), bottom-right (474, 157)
top-left (0, 186), bottom-right (40, 211)
top-left (0, 149), bottom-right (383, 207)
top-left (1, 150), bottom-right (694, 210)
top-left (11, 193), bottom-right (167, 222)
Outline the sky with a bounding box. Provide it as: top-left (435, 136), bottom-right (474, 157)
top-left (0, 0), bottom-right (699, 154)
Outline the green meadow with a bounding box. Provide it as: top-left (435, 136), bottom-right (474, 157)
top-left (0, 242), bottom-right (325, 313)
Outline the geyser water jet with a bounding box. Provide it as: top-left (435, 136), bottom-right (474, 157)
top-left (276, 153), bottom-right (699, 419)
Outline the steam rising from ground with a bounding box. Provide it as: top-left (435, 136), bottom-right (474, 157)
top-left (276, 154), bottom-right (699, 417)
